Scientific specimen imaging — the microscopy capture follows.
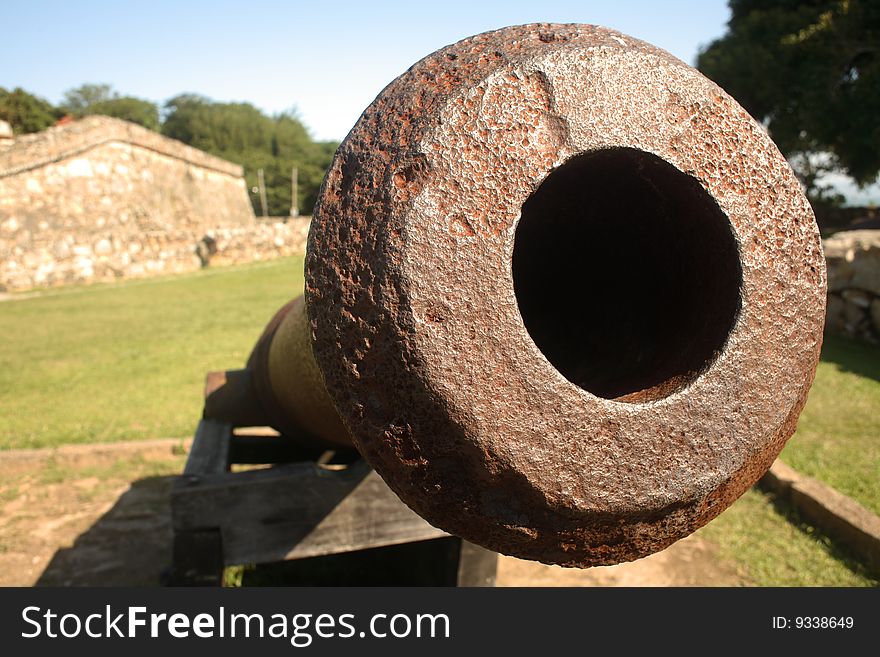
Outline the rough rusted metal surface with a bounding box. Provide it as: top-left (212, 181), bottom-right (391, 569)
top-left (247, 296), bottom-right (352, 449)
top-left (304, 24), bottom-right (827, 566)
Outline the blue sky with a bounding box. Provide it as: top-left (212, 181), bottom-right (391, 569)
top-left (3, 0), bottom-right (731, 141)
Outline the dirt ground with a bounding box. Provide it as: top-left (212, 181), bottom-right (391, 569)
top-left (0, 440), bottom-right (746, 587)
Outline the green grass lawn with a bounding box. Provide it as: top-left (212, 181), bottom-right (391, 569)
top-left (697, 488), bottom-right (877, 586)
top-left (0, 258), bottom-right (305, 450)
top-left (781, 336), bottom-right (880, 516)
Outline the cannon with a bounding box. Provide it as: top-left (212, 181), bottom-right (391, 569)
top-left (203, 24), bottom-right (826, 569)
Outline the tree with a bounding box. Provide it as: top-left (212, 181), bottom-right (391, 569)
top-left (162, 95), bottom-right (273, 155)
top-left (162, 96), bottom-right (337, 215)
top-left (62, 83), bottom-right (159, 130)
top-left (0, 87), bottom-right (61, 134)
top-left (697, 0), bottom-right (880, 198)
top-left (62, 83), bottom-right (115, 113)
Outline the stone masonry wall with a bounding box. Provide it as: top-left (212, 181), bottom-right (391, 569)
top-left (824, 229), bottom-right (880, 343)
top-left (0, 116), bottom-right (307, 291)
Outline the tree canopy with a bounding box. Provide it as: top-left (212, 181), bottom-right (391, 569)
top-left (162, 95), bottom-right (337, 215)
top-left (62, 83), bottom-right (160, 131)
top-left (697, 0), bottom-right (880, 198)
top-left (0, 87), bottom-right (61, 134)
top-left (62, 83), bottom-right (115, 113)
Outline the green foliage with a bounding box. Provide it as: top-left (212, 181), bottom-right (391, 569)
top-left (161, 94), bottom-right (271, 154)
top-left (61, 83), bottom-right (160, 130)
top-left (698, 0), bottom-right (880, 194)
top-left (88, 97), bottom-right (160, 131)
top-left (162, 96), bottom-right (337, 215)
top-left (0, 87), bottom-right (61, 134)
top-left (62, 83), bottom-right (115, 113)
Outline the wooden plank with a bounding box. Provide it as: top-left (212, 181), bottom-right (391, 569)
top-left (203, 369), bottom-right (269, 427)
top-left (169, 529), bottom-right (223, 586)
top-left (456, 541), bottom-right (498, 587)
top-left (229, 433), bottom-right (327, 464)
top-left (172, 459), bottom-right (447, 565)
top-left (182, 419), bottom-right (231, 477)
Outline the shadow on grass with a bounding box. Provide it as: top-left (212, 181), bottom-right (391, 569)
top-left (760, 485), bottom-right (880, 584)
top-left (35, 476), bottom-right (175, 586)
top-left (820, 334), bottom-right (880, 382)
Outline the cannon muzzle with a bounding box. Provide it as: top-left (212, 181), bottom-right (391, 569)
top-left (236, 24), bottom-right (826, 567)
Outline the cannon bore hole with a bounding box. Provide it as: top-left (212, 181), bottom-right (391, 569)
top-left (512, 148), bottom-right (742, 402)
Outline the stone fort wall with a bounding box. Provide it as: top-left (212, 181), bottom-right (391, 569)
top-left (824, 229), bottom-right (880, 343)
top-left (0, 116), bottom-right (307, 291)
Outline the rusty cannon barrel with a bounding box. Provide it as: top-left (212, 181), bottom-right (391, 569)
top-left (240, 24), bottom-right (826, 567)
